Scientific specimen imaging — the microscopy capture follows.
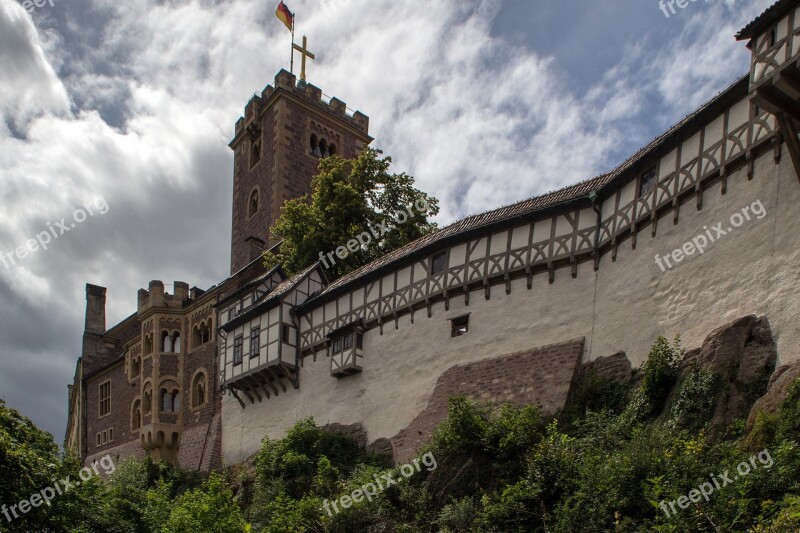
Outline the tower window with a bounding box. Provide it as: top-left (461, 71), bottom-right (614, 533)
top-left (310, 134), bottom-right (320, 156)
top-left (250, 141), bottom-right (261, 168)
top-left (132, 400), bottom-right (142, 430)
top-left (192, 371), bottom-right (207, 408)
top-left (319, 138), bottom-right (328, 158)
top-left (328, 143), bottom-right (337, 156)
top-left (248, 189), bottom-right (259, 218)
top-left (769, 27), bottom-right (777, 47)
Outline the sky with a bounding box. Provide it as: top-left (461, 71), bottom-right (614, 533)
top-left (0, 0), bottom-right (774, 442)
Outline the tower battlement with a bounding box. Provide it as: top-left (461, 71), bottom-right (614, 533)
top-left (137, 280), bottom-right (191, 313)
top-left (231, 70), bottom-right (369, 145)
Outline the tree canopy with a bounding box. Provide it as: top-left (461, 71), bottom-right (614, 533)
top-left (264, 148), bottom-right (439, 280)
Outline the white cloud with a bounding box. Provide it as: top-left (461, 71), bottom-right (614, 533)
top-left (0, 0), bottom-right (778, 438)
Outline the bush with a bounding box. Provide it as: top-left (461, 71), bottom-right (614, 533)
top-left (668, 369), bottom-right (720, 431)
top-left (641, 336), bottom-right (684, 417)
top-left (162, 473), bottom-right (246, 533)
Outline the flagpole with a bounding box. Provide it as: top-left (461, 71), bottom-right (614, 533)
top-left (290, 13), bottom-right (295, 75)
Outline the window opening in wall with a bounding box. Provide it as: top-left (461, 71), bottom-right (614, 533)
top-left (250, 140), bottom-right (261, 168)
top-left (431, 252), bottom-right (447, 275)
top-left (248, 189), bottom-right (259, 218)
top-left (639, 167), bottom-right (657, 198)
top-left (450, 315), bottom-right (469, 337)
top-left (250, 327), bottom-right (260, 358)
top-left (99, 381), bottom-right (111, 417)
top-left (233, 335), bottom-right (244, 365)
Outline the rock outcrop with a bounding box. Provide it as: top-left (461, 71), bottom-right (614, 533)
top-left (679, 315), bottom-right (776, 429)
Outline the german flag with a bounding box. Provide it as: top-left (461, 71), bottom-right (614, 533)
top-left (275, 1), bottom-right (294, 32)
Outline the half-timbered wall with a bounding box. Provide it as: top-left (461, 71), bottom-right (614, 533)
top-left (221, 90), bottom-right (800, 464)
top-left (295, 98), bottom-right (777, 358)
top-left (749, 6), bottom-right (800, 87)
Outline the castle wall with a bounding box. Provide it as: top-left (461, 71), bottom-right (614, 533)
top-left (221, 131), bottom-right (800, 465)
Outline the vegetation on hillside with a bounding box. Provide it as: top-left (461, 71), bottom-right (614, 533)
top-left (4, 336), bottom-right (800, 532)
top-left (263, 147), bottom-right (439, 279)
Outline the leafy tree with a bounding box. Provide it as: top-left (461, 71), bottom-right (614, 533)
top-left (264, 148), bottom-right (439, 279)
top-left (161, 473), bottom-right (246, 533)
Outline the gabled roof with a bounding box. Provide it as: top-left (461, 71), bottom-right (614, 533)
top-left (296, 75), bottom-right (750, 311)
top-left (736, 0), bottom-right (797, 41)
top-left (221, 262), bottom-right (323, 331)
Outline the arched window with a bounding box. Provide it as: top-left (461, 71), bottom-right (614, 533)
top-left (192, 325), bottom-right (201, 348)
top-left (192, 371), bottom-right (207, 408)
top-left (132, 399), bottom-right (141, 430)
top-left (328, 143), bottom-right (337, 157)
top-left (250, 141), bottom-right (261, 167)
top-left (319, 138), bottom-right (328, 158)
top-left (161, 389), bottom-right (171, 412)
top-left (159, 381), bottom-right (180, 413)
top-left (162, 331), bottom-right (171, 353)
top-left (144, 334), bottom-right (153, 355)
top-left (130, 355), bottom-right (141, 380)
top-left (143, 385), bottom-right (152, 416)
top-left (310, 134), bottom-right (319, 155)
top-left (248, 189), bottom-right (259, 218)
top-left (172, 332), bottom-right (181, 354)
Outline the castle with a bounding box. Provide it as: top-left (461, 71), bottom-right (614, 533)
top-left (65, 1), bottom-right (800, 469)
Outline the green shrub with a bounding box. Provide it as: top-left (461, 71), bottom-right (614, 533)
top-left (641, 336), bottom-right (684, 417)
top-left (667, 369), bottom-right (720, 431)
top-left (162, 473), bottom-right (246, 533)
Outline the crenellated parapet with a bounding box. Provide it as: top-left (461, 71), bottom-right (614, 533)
top-left (231, 69), bottom-right (369, 148)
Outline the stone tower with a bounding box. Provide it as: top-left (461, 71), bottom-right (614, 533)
top-left (228, 70), bottom-right (372, 274)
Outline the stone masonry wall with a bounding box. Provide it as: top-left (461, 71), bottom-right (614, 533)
top-left (85, 361), bottom-right (136, 460)
top-left (390, 338), bottom-right (585, 462)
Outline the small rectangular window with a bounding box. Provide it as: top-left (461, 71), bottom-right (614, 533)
top-left (639, 168), bottom-right (657, 198)
top-left (356, 333), bottom-right (363, 349)
top-left (343, 333), bottom-right (353, 350)
top-left (99, 381), bottom-right (111, 418)
top-left (450, 315), bottom-right (469, 337)
top-left (431, 252), bottom-right (447, 275)
top-left (233, 336), bottom-right (244, 365)
top-left (96, 433), bottom-right (101, 446)
top-left (108, 428), bottom-right (113, 442)
top-left (282, 324), bottom-right (295, 346)
top-left (101, 430), bottom-right (107, 445)
top-left (250, 328), bottom-right (260, 358)
top-left (333, 338), bottom-right (342, 354)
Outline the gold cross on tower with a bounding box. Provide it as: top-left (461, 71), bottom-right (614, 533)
top-left (292, 36), bottom-right (315, 83)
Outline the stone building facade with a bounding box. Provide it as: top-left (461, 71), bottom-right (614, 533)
top-left (67, 2), bottom-right (800, 470)
top-left (65, 72), bottom-right (370, 469)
